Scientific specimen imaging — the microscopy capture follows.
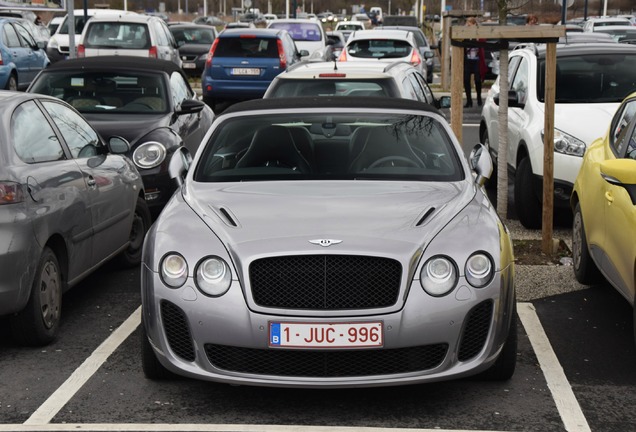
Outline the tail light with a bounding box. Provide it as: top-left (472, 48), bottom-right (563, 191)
top-left (277, 39), bottom-right (286, 69)
top-left (77, 44), bottom-right (85, 57)
top-left (205, 38), bottom-right (219, 67)
top-left (149, 46), bottom-right (158, 58)
top-left (0, 181), bottom-right (24, 205)
top-left (410, 49), bottom-right (421, 67)
top-left (338, 49), bottom-right (347, 62)
top-left (0, 52), bottom-right (3, 65)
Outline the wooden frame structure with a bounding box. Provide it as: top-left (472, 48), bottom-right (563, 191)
top-left (449, 25), bottom-right (565, 253)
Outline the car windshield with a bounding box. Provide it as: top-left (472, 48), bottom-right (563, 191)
top-left (172, 27), bottom-right (216, 45)
top-left (59, 15), bottom-right (93, 35)
top-left (194, 112), bottom-right (463, 182)
top-left (84, 22), bottom-right (151, 49)
top-left (269, 79), bottom-right (392, 97)
top-left (537, 53), bottom-right (636, 103)
top-left (268, 22), bottom-right (322, 41)
top-left (29, 71), bottom-right (169, 113)
top-left (347, 39), bottom-right (412, 59)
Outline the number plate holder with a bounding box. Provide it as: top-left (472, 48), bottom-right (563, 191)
top-left (269, 321), bottom-right (383, 349)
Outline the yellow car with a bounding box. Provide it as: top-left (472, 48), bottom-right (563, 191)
top-left (571, 91), bottom-right (636, 344)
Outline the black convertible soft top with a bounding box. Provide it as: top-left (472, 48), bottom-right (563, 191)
top-left (44, 56), bottom-right (184, 75)
top-left (221, 96), bottom-right (443, 116)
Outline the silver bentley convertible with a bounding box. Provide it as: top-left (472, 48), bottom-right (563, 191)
top-left (141, 97), bottom-right (517, 387)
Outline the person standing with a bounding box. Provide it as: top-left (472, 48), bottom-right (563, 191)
top-left (463, 17), bottom-right (487, 108)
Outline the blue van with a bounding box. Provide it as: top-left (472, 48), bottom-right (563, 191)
top-left (201, 28), bottom-right (306, 111)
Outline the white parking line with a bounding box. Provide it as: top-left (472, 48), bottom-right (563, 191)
top-left (517, 302), bottom-right (591, 432)
top-left (23, 307), bottom-right (142, 426)
top-left (13, 303), bottom-right (588, 432)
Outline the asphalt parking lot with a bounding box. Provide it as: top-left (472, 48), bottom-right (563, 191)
top-left (1, 111), bottom-right (635, 432)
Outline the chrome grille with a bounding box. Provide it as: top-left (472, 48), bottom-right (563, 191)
top-left (249, 255), bottom-right (402, 310)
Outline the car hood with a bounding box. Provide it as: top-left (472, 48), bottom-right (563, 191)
top-left (183, 180), bottom-right (474, 256)
top-left (83, 113), bottom-right (171, 144)
top-left (550, 102), bottom-right (619, 144)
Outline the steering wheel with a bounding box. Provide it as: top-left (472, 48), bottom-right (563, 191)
top-left (368, 156), bottom-right (421, 169)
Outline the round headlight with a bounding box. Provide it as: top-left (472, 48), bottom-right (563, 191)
top-left (420, 256), bottom-right (457, 296)
top-left (195, 257), bottom-right (232, 297)
top-left (160, 254), bottom-right (188, 288)
top-left (465, 253), bottom-right (493, 288)
top-left (132, 142), bottom-right (166, 169)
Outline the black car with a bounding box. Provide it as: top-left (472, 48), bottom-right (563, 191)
top-left (28, 56), bottom-right (215, 214)
top-left (169, 23), bottom-right (218, 77)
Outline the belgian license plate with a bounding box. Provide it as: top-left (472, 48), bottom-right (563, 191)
top-left (183, 62), bottom-right (196, 69)
top-left (231, 67), bottom-right (260, 76)
top-left (269, 321), bottom-right (383, 348)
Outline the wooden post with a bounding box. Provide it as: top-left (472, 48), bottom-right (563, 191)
top-left (542, 42), bottom-right (557, 255)
top-left (442, 15), bottom-right (452, 91)
top-left (451, 44), bottom-right (464, 142)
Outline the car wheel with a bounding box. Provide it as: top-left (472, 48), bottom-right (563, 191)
top-left (481, 129), bottom-right (497, 190)
top-left (141, 318), bottom-right (175, 380)
top-left (514, 157), bottom-right (542, 229)
top-left (5, 73), bottom-right (17, 91)
top-left (118, 197), bottom-right (151, 268)
top-left (477, 305), bottom-right (517, 381)
top-left (9, 247), bottom-right (62, 346)
top-left (572, 202), bottom-right (603, 285)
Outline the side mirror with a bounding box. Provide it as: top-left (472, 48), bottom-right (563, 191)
top-left (437, 95), bottom-right (451, 109)
top-left (108, 136), bottom-right (131, 154)
top-left (169, 147), bottom-right (193, 187)
top-left (469, 143), bottom-right (493, 187)
top-left (176, 99), bottom-right (205, 115)
top-left (494, 90), bottom-right (525, 109)
top-left (299, 49), bottom-right (309, 57)
top-left (423, 50), bottom-right (435, 59)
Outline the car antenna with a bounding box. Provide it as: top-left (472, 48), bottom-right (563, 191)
top-left (333, 60), bottom-right (338, 71)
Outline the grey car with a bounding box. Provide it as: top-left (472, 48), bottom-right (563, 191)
top-left (0, 91), bottom-right (150, 346)
top-left (141, 97), bottom-right (516, 387)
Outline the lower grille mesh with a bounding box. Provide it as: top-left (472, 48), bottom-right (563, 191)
top-left (204, 344), bottom-right (448, 377)
top-left (161, 300), bottom-right (195, 362)
top-left (458, 300), bottom-right (494, 361)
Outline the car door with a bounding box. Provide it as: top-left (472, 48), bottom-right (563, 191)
top-left (507, 55), bottom-right (530, 170)
top-left (11, 99), bottom-right (94, 279)
top-left (40, 100), bottom-right (134, 267)
top-left (600, 99), bottom-right (636, 301)
top-left (169, 71), bottom-right (203, 153)
top-left (2, 22), bottom-right (31, 87)
top-left (13, 22), bottom-right (42, 82)
top-left (487, 55), bottom-right (522, 160)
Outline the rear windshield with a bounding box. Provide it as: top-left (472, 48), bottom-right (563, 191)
top-left (215, 37), bottom-right (279, 57)
top-left (269, 79), bottom-right (392, 98)
top-left (537, 53), bottom-right (636, 103)
top-left (268, 22), bottom-right (321, 41)
top-left (83, 22), bottom-right (150, 49)
top-left (194, 112), bottom-right (463, 182)
top-left (347, 39), bottom-right (412, 59)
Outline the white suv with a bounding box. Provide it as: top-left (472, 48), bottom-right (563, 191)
top-left (78, 14), bottom-right (181, 67)
top-left (480, 41), bottom-right (636, 228)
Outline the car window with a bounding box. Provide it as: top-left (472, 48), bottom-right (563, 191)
top-left (268, 22), bottom-right (322, 41)
top-left (539, 52), bottom-right (636, 103)
top-left (347, 39), bottom-right (412, 59)
top-left (401, 76), bottom-right (418, 100)
top-left (215, 37), bottom-right (279, 58)
top-left (153, 20), bottom-right (170, 46)
top-left (84, 22), bottom-right (151, 49)
top-left (269, 79), bottom-right (390, 98)
top-left (624, 124), bottom-right (636, 160)
top-left (41, 101), bottom-right (101, 159)
top-left (13, 22), bottom-right (36, 47)
top-left (170, 71), bottom-right (191, 106)
top-left (12, 100), bottom-right (65, 163)
top-left (194, 112), bottom-right (462, 182)
top-left (510, 56), bottom-right (528, 106)
top-left (611, 100), bottom-right (636, 157)
top-left (3, 22), bottom-right (22, 48)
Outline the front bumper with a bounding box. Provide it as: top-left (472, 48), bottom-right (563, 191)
top-left (141, 262), bottom-right (515, 388)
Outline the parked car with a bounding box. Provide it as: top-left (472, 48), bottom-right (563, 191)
top-left (571, 91), bottom-right (636, 344)
top-left (201, 28), bottom-right (306, 111)
top-left (480, 41), bottom-right (636, 228)
top-left (0, 10), bottom-right (50, 45)
top-left (382, 15), bottom-right (417, 27)
top-left (140, 96), bottom-right (517, 386)
top-left (193, 15), bottom-right (226, 27)
top-left (593, 25), bottom-right (636, 43)
top-left (351, 13), bottom-right (372, 27)
top-left (377, 25), bottom-right (437, 83)
top-left (169, 23), bottom-right (218, 77)
top-left (0, 18), bottom-right (50, 90)
top-left (46, 9), bottom-right (134, 63)
top-left (583, 17), bottom-right (632, 32)
top-left (28, 57), bottom-right (214, 213)
top-left (325, 30), bottom-right (345, 59)
top-left (224, 21), bottom-right (255, 29)
top-left (267, 18), bottom-right (328, 59)
top-left (335, 20), bottom-right (365, 32)
top-left (264, 61), bottom-right (447, 109)
top-left (339, 29), bottom-right (432, 80)
top-left (78, 14), bottom-right (182, 67)
top-left (0, 90), bottom-right (149, 346)
top-left (47, 16), bottom-right (64, 35)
